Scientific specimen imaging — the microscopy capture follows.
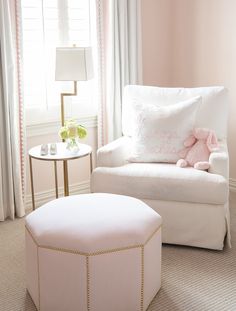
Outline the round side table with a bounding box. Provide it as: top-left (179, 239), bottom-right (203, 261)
top-left (28, 142), bottom-right (92, 210)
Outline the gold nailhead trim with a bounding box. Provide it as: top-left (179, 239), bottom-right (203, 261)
top-left (26, 225), bottom-right (38, 246)
top-left (25, 225), bottom-right (161, 256)
top-left (37, 246), bottom-right (41, 310)
top-left (38, 243), bottom-right (144, 257)
top-left (25, 224), bottom-right (161, 311)
top-left (86, 256), bottom-right (90, 311)
top-left (145, 225), bottom-right (160, 245)
top-left (141, 246), bottom-right (144, 311)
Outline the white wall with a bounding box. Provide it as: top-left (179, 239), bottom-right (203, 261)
top-left (141, 0), bottom-right (236, 182)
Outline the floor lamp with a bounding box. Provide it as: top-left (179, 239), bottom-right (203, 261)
top-left (55, 47), bottom-right (94, 196)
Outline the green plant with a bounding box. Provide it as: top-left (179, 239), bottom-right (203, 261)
top-left (59, 119), bottom-right (87, 141)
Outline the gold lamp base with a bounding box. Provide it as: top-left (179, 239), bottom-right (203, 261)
top-left (61, 81), bottom-right (77, 196)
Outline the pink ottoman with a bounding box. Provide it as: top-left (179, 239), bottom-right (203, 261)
top-left (25, 193), bottom-right (162, 311)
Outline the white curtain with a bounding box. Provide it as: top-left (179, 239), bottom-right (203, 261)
top-left (0, 0), bottom-right (25, 220)
top-left (96, 0), bottom-right (142, 146)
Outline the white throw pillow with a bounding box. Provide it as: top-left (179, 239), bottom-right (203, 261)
top-left (129, 96), bottom-right (201, 163)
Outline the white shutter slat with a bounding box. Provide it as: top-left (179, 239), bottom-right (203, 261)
top-left (22, 0), bottom-right (93, 118)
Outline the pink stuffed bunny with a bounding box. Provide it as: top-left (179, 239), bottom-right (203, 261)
top-left (176, 128), bottom-right (219, 170)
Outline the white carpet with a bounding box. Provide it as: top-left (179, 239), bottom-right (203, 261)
top-left (0, 193), bottom-right (236, 311)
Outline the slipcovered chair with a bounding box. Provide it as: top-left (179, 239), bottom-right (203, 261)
top-left (91, 85), bottom-right (230, 250)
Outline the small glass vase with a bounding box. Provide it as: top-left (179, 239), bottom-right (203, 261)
top-left (66, 137), bottom-right (79, 154)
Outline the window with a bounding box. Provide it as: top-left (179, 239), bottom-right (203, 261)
top-left (21, 0), bottom-right (97, 125)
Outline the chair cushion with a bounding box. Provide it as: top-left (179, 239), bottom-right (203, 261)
top-left (122, 85), bottom-right (228, 139)
top-left (91, 163), bottom-right (228, 205)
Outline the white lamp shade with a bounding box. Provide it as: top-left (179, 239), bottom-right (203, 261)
top-left (55, 47), bottom-right (94, 81)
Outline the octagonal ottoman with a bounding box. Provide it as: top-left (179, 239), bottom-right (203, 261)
top-left (25, 193), bottom-right (162, 311)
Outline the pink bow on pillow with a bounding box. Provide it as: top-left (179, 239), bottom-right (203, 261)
top-left (176, 128), bottom-right (219, 170)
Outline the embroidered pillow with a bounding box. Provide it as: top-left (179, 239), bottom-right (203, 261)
top-left (129, 96), bottom-right (202, 163)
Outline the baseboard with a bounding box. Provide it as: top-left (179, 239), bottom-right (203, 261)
top-left (229, 178), bottom-right (236, 193)
top-left (25, 180), bottom-right (90, 211)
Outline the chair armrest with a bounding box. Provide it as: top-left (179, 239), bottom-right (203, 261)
top-left (209, 140), bottom-right (229, 180)
top-left (97, 136), bottom-right (132, 167)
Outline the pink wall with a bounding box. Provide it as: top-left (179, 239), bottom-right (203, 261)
top-left (141, 0), bottom-right (172, 86)
top-left (141, 0), bottom-right (236, 179)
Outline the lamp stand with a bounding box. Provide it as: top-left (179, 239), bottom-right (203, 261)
top-left (60, 81), bottom-right (77, 196)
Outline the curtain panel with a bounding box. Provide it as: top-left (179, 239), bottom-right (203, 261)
top-left (96, 0), bottom-right (142, 146)
top-left (0, 0), bottom-right (25, 220)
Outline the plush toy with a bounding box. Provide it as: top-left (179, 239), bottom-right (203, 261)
top-left (176, 128), bottom-right (219, 170)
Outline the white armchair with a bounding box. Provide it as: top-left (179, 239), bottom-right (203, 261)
top-left (91, 85), bottom-right (230, 250)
